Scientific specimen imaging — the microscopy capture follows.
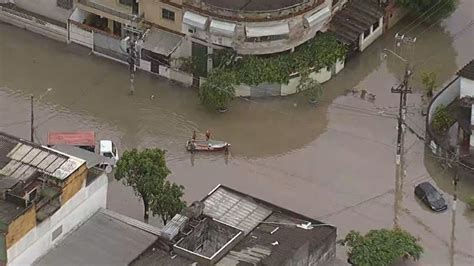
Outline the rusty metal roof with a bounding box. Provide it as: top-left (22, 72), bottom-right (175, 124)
top-left (47, 131), bottom-right (96, 147)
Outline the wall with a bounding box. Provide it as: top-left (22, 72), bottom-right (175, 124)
top-left (0, 6), bottom-right (68, 42)
top-left (359, 17), bottom-right (383, 51)
top-left (428, 77), bottom-right (460, 122)
top-left (141, 0), bottom-right (183, 33)
top-left (60, 164), bottom-right (87, 205)
top-left (284, 228), bottom-right (336, 266)
top-left (460, 77), bottom-right (474, 98)
top-left (7, 174), bottom-right (108, 265)
top-left (183, 1), bottom-right (331, 55)
top-left (5, 207), bottom-right (36, 249)
top-left (14, 0), bottom-right (75, 23)
top-left (384, 3), bottom-right (408, 30)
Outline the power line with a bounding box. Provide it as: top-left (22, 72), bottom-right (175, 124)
top-left (398, 0), bottom-right (449, 35)
top-left (404, 0), bottom-right (453, 35)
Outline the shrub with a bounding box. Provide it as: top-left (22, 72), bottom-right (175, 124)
top-left (431, 105), bottom-right (454, 134)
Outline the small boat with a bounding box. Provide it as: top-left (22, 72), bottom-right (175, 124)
top-left (186, 140), bottom-right (230, 152)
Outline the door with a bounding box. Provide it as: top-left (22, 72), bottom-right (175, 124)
top-left (113, 21), bottom-right (122, 37)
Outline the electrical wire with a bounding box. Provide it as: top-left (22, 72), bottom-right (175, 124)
top-left (404, 0), bottom-right (453, 35)
top-left (398, 0), bottom-right (449, 35)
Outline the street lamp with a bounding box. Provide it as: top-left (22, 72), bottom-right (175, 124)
top-left (30, 88), bottom-right (53, 142)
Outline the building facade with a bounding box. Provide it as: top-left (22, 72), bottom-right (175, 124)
top-left (0, 132), bottom-right (108, 265)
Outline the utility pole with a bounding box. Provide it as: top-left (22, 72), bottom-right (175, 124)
top-left (128, 32), bottom-right (136, 95)
top-left (391, 63), bottom-right (412, 228)
top-left (449, 141), bottom-right (460, 266)
top-left (30, 95), bottom-right (34, 142)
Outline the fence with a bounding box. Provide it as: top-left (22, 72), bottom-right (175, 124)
top-left (93, 31), bottom-right (128, 62)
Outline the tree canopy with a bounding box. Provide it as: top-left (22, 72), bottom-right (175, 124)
top-left (398, 0), bottom-right (456, 21)
top-left (339, 228), bottom-right (423, 266)
top-left (115, 148), bottom-right (185, 223)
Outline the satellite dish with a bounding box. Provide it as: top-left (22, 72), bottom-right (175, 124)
top-left (105, 165), bottom-right (113, 174)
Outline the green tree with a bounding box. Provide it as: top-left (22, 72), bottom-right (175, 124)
top-left (422, 71), bottom-right (437, 97)
top-left (432, 104), bottom-right (454, 134)
top-left (398, 0), bottom-right (456, 21)
top-left (467, 196), bottom-right (474, 210)
top-left (339, 228), bottom-right (423, 266)
top-left (199, 68), bottom-right (235, 111)
top-left (150, 180), bottom-right (186, 225)
top-left (115, 148), bottom-right (185, 222)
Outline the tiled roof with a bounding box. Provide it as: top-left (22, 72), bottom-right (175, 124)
top-left (458, 60), bottom-right (474, 80)
top-left (329, 0), bottom-right (384, 45)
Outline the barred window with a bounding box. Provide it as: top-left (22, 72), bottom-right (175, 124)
top-left (57, 0), bottom-right (73, 9)
top-left (162, 9), bottom-right (175, 21)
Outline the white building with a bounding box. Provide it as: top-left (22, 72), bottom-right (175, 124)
top-left (458, 60), bottom-right (474, 148)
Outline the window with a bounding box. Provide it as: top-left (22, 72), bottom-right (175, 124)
top-left (162, 8), bottom-right (175, 21)
top-left (52, 225), bottom-right (63, 241)
top-left (246, 34), bottom-right (288, 42)
top-left (373, 20), bottom-right (380, 31)
top-left (119, 0), bottom-right (133, 6)
top-left (57, 0), bottom-right (73, 9)
top-left (363, 28), bottom-right (370, 39)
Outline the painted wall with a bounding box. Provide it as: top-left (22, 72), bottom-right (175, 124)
top-left (0, 6), bottom-right (67, 42)
top-left (359, 17), bottom-right (383, 51)
top-left (460, 77), bottom-right (474, 98)
top-left (13, 0), bottom-right (75, 24)
top-left (5, 207), bottom-right (36, 249)
top-left (141, 0), bottom-right (183, 33)
top-left (60, 164), bottom-right (87, 205)
top-left (7, 174), bottom-right (108, 266)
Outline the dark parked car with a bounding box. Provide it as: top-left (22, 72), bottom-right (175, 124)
top-left (414, 182), bottom-right (448, 212)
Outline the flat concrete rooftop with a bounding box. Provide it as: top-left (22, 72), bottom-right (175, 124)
top-left (202, 0), bottom-right (305, 11)
top-left (34, 209), bottom-right (159, 266)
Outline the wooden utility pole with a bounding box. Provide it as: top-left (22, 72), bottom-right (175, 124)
top-left (30, 95), bottom-right (34, 142)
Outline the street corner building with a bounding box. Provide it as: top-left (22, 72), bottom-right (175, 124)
top-left (426, 59), bottom-right (474, 169)
top-left (28, 184), bottom-right (337, 266)
top-left (0, 131), bottom-right (108, 265)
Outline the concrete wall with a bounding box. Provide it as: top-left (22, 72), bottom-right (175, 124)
top-left (359, 17), bottom-right (383, 52)
top-left (460, 77), bottom-right (474, 98)
top-left (141, 0), bottom-right (183, 33)
top-left (0, 6), bottom-right (68, 42)
top-left (69, 21), bottom-right (93, 48)
top-left (7, 174), bottom-right (108, 266)
top-left (13, 0), bottom-right (75, 23)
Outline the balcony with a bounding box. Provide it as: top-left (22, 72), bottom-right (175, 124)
top-left (77, 0), bottom-right (143, 23)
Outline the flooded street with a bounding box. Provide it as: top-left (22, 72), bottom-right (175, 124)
top-left (1, 0), bottom-right (473, 264)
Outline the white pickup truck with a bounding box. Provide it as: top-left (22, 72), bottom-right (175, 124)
top-left (47, 132), bottom-right (119, 168)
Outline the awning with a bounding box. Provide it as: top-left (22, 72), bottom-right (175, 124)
top-left (142, 28), bottom-right (182, 56)
top-left (245, 23), bottom-right (290, 38)
top-left (210, 20), bottom-right (236, 37)
top-left (304, 6), bottom-right (331, 28)
top-left (183, 11), bottom-right (208, 30)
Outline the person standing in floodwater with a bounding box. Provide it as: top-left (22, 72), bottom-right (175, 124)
top-left (192, 130), bottom-right (197, 141)
top-left (205, 129), bottom-right (211, 141)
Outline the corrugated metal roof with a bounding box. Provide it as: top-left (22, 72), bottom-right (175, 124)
top-left (203, 187), bottom-right (272, 234)
top-left (183, 11), bottom-right (208, 30)
top-left (47, 132), bottom-right (96, 147)
top-left (0, 132), bottom-right (85, 182)
top-left (245, 23), bottom-right (289, 38)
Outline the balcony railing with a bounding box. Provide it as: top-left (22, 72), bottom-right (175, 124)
top-left (78, 0), bottom-right (144, 22)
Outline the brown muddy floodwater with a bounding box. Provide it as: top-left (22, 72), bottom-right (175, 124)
top-left (1, 1), bottom-right (473, 264)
